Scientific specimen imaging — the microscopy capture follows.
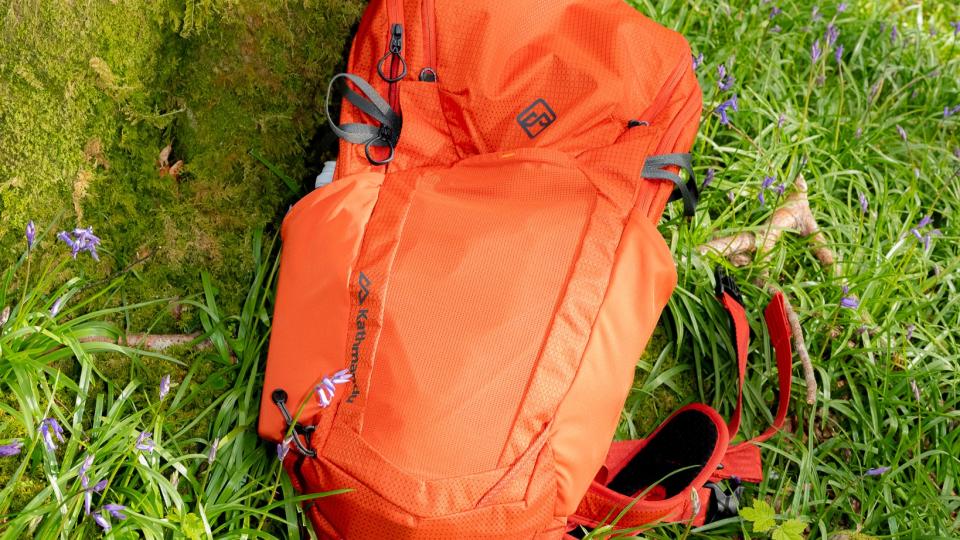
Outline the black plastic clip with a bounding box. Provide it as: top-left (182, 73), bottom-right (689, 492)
top-left (705, 477), bottom-right (744, 523)
top-left (271, 389), bottom-right (317, 457)
top-left (714, 267), bottom-right (743, 306)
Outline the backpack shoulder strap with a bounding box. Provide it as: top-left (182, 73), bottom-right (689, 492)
top-left (567, 283), bottom-right (793, 536)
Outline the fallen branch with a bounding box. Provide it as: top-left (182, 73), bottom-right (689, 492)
top-left (81, 333), bottom-right (212, 351)
top-left (699, 174), bottom-right (829, 404)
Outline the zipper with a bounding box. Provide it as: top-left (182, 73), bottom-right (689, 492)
top-left (635, 57), bottom-right (701, 220)
top-left (419, 0), bottom-right (438, 82)
top-left (636, 57), bottom-right (688, 126)
top-left (377, 0), bottom-right (407, 112)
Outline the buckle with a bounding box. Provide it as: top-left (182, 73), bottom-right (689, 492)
top-left (714, 267), bottom-right (743, 305)
top-left (704, 478), bottom-right (743, 523)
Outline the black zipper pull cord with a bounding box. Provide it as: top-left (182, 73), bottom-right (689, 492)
top-left (271, 389), bottom-right (317, 457)
top-left (377, 24), bottom-right (408, 83)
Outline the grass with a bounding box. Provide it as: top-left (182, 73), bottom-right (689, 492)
top-left (1, 0), bottom-right (959, 538)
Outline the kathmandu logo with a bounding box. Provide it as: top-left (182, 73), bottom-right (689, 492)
top-left (357, 272), bottom-right (371, 304)
top-left (347, 272), bottom-right (370, 403)
top-left (516, 98), bottom-right (556, 139)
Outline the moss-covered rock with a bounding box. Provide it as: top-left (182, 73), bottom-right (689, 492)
top-left (1, 0), bottom-right (364, 331)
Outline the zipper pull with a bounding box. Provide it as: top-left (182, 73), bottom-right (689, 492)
top-left (389, 23), bottom-right (403, 53)
top-left (377, 23), bottom-right (407, 83)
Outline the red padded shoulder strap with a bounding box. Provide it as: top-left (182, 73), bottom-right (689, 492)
top-left (568, 290), bottom-right (794, 535)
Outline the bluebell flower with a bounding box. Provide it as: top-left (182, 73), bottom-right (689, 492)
top-left (0, 441), bottom-right (23, 457)
top-left (811, 39), bottom-right (823, 62)
top-left (103, 504), bottom-right (127, 520)
top-left (865, 466), bottom-right (890, 476)
top-left (951, 21), bottom-right (960, 37)
top-left (896, 125), bottom-right (907, 141)
top-left (826, 24), bottom-right (839, 47)
top-left (93, 512), bottom-right (111, 531)
top-left (769, 6), bottom-right (781, 19)
top-left (834, 44), bottom-right (844, 63)
top-left (693, 52), bottom-right (704, 70)
top-left (135, 431), bottom-right (155, 453)
top-left (858, 191), bottom-right (868, 214)
top-left (39, 418), bottom-right (65, 451)
top-left (716, 94), bottom-right (739, 125)
top-left (26, 221), bottom-right (36, 249)
top-left (702, 168), bottom-right (715, 189)
top-left (944, 105), bottom-right (960, 118)
top-left (840, 285), bottom-right (859, 309)
top-left (717, 64), bottom-right (735, 91)
top-left (837, 2), bottom-right (848, 12)
top-left (315, 368), bottom-right (354, 408)
top-left (159, 375), bottom-right (171, 401)
top-left (57, 227), bottom-right (101, 261)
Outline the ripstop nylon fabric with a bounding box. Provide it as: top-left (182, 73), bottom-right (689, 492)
top-left (249, 0), bottom-right (790, 537)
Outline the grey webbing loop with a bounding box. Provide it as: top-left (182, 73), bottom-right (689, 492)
top-left (325, 73), bottom-right (402, 165)
top-left (642, 153), bottom-right (699, 217)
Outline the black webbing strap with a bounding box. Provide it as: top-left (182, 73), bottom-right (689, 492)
top-left (325, 73), bottom-right (402, 166)
top-left (642, 153), bottom-right (699, 217)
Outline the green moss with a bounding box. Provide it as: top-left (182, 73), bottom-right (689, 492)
top-left (0, 0), bottom-right (364, 331)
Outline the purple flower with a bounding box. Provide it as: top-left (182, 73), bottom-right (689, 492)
top-left (717, 64), bottom-right (735, 91)
top-left (896, 125), bottom-right (907, 141)
top-left (93, 512), bottom-right (111, 531)
top-left (890, 25), bottom-right (898, 43)
top-left (0, 441), bottom-right (23, 457)
top-left (906, 324), bottom-right (915, 340)
top-left (811, 39), bottom-right (823, 62)
top-left (159, 375), bottom-right (171, 401)
top-left (769, 6), bottom-right (781, 19)
top-left (103, 503), bottom-right (127, 520)
top-left (951, 21), bottom-right (960, 37)
top-left (716, 94), bottom-right (739, 125)
top-left (693, 52), bottom-right (704, 70)
top-left (702, 168), bottom-right (715, 189)
top-left (922, 229), bottom-right (941, 250)
top-left (315, 368), bottom-right (354, 408)
top-left (858, 191), bottom-right (868, 214)
top-left (838, 2), bottom-right (848, 12)
top-left (811, 5), bottom-right (822, 22)
top-left (917, 215), bottom-right (932, 228)
top-left (135, 431), bottom-right (155, 453)
top-left (26, 221), bottom-right (36, 249)
top-left (80, 454), bottom-right (94, 475)
top-left (277, 437), bottom-right (292, 461)
top-left (773, 183), bottom-right (787, 196)
top-left (834, 44), bottom-right (844, 63)
top-left (57, 227), bottom-right (101, 261)
top-left (50, 295), bottom-right (67, 318)
top-left (761, 176), bottom-right (776, 190)
top-left (39, 418), bottom-right (65, 452)
top-left (826, 24), bottom-right (839, 47)
top-left (944, 105), bottom-right (960, 118)
top-left (865, 466), bottom-right (890, 476)
top-left (840, 285), bottom-right (859, 309)
top-left (778, 114), bottom-right (787, 128)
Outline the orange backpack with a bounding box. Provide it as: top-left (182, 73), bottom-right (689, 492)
top-left (258, 1), bottom-right (794, 537)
